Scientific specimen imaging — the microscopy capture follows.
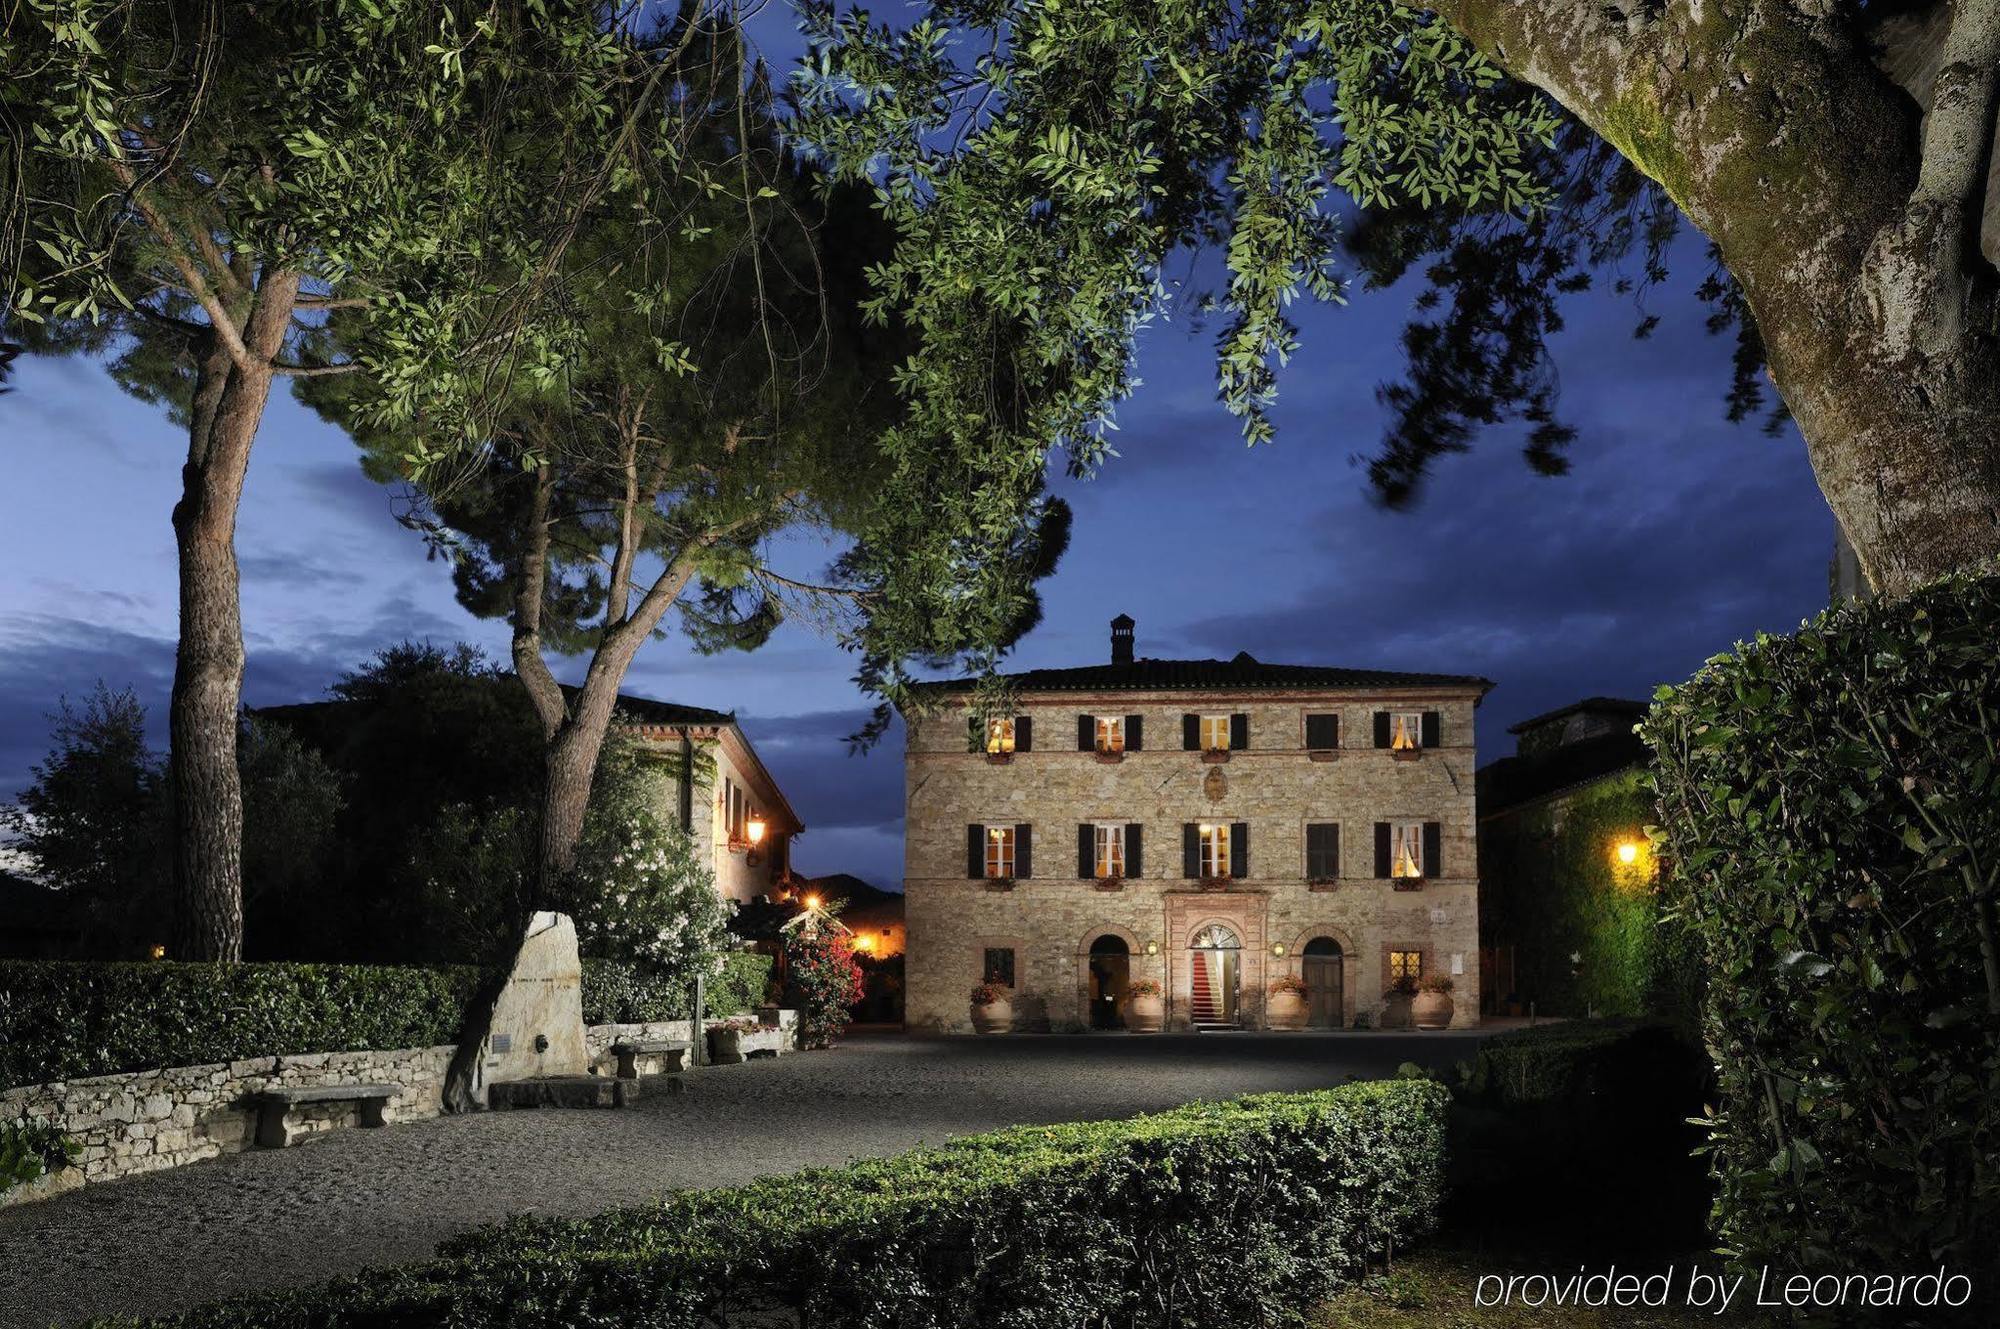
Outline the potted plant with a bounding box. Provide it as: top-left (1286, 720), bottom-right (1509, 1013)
top-left (1266, 974), bottom-right (1309, 1030)
top-left (706, 1016), bottom-right (762, 1064)
top-left (1122, 977), bottom-right (1165, 1033)
top-left (970, 981), bottom-right (1014, 1034)
top-left (1412, 974), bottom-right (1456, 1030)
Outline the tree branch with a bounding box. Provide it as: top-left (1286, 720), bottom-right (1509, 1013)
top-left (512, 461), bottom-right (569, 742)
top-left (104, 157), bottom-right (256, 372)
top-left (272, 360), bottom-right (363, 378)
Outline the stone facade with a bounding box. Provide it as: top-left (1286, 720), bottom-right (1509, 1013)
top-left (901, 631), bottom-right (1488, 1034)
top-left (623, 713), bottom-right (803, 904)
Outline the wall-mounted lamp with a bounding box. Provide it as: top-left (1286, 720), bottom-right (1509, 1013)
top-left (149, 944), bottom-right (166, 960)
top-left (1616, 839), bottom-right (1639, 865)
top-left (1144, 940), bottom-right (1160, 957)
top-left (1271, 942), bottom-right (1287, 957)
top-left (746, 815), bottom-right (768, 864)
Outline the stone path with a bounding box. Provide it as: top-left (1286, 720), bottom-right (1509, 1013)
top-left (0, 1030), bottom-right (1479, 1328)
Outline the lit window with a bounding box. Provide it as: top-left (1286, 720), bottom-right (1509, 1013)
top-left (985, 825), bottom-right (1016, 878)
top-left (1389, 950), bottom-right (1423, 986)
top-left (1390, 711), bottom-right (1424, 751)
top-left (1094, 823), bottom-right (1126, 878)
top-left (1095, 715), bottom-right (1125, 753)
top-left (1200, 714), bottom-right (1231, 752)
top-left (1390, 821), bottom-right (1424, 879)
top-left (986, 717), bottom-right (1016, 754)
top-left (1200, 822), bottom-right (1232, 878)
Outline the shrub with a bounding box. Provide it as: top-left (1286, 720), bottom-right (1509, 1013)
top-left (579, 952), bottom-right (772, 1025)
top-left (787, 928), bottom-right (862, 1049)
top-left (1269, 974), bottom-right (1308, 996)
top-left (0, 960), bottom-right (477, 1090)
top-left (1447, 1019), bottom-right (1712, 1252)
top-left (1645, 568), bottom-right (2000, 1290)
top-left (128, 1079), bottom-right (1448, 1327)
top-left (0, 1118), bottom-right (77, 1193)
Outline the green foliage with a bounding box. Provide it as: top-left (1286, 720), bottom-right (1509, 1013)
top-left (237, 716), bottom-right (346, 931)
top-left (1445, 1018), bottom-right (1713, 1251)
top-left (1644, 567), bottom-right (2000, 1286)
top-left (1, 683), bottom-right (170, 955)
top-left (7, 0), bottom-right (645, 442)
top-left (789, 0), bottom-right (1559, 710)
top-left (1479, 769), bottom-right (1693, 1019)
top-left (406, 802), bottom-right (540, 967)
top-left (578, 951), bottom-right (771, 1025)
top-left (0, 960), bottom-right (477, 1091)
top-left (786, 929), bottom-right (863, 1049)
top-left (567, 738), bottom-right (731, 983)
top-left (122, 1079), bottom-right (1449, 1327)
top-left (0, 1117), bottom-right (77, 1194)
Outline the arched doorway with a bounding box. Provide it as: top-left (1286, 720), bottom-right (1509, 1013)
top-left (1189, 924), bottom-right (1242, 1026)
top-left (1302, 936), bottom-right (1344, 1028)
top-left (1087, 934), bottom-right (1130, 1029)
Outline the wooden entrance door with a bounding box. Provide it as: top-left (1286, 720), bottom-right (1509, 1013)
top-left (1303, 936), bottom-right (1343, 1028)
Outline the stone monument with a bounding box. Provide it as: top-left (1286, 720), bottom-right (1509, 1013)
top-left (483, 911), bottom-right (588, 1085)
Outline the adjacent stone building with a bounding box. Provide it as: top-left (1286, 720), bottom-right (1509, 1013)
top-left (899, 617), bottom-right (1490, 1032)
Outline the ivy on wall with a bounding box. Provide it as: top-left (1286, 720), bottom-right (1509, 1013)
top-left (1480, 770), bottom-right (1696, 1020)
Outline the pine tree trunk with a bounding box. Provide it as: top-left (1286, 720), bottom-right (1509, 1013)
top-left (167, 343), bottom-right (275, 961)
top-left (1443, 0), bottom-right (2000, 599)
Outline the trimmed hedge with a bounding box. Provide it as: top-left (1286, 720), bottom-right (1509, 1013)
top-left (578, 952), bottom-right (773, 1026)
top-left (1447, 1018), bottom-right (1712, 1252)
top-left (1645, 568), bottom-right (2000, 1290)
top-left (0, 960), bottom-right (478, 1090)
top-left (125, 1079), bottom-right (1448, 1327)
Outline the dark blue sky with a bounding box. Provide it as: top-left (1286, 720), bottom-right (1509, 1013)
top-left (0, 239), bottom-right (1831, 889)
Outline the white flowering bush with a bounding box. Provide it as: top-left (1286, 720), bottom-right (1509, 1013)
top-left (568, 739), bottom-right (731, 992)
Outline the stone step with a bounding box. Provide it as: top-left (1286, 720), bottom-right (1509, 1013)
top-left (488, 1075), bottom-right (638, 1110)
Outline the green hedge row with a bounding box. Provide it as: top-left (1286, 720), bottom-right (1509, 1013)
top-left (0, 960), bottom-right (479, 1090)
top-left (578, 952), bottom-right (773, 1025)
top-left (1645, 567), bottom-right (2000, 1290)
top-left (1446, 1018), bottom-right (1713, 1251)
top-left (130, 1079), bottom-right (1448, 1328)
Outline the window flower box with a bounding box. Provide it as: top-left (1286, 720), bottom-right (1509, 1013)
top-left (1092, 877), bottom-right (1124, 892)
top-left (982, 877), bottom-right (1016, 892)
top-left (1392, 878), bottom-right (1425, 892)
top-left (985, 753), bottom-right (1013, 765)
top-left (1093, 750), bottom-right (1125, 764)
top-left (1307, 879), bottom-right (1339, 893)
top-left (1391, 749), bottom-right (1423, 763)
top-left (1197, 875), bottom-right (1233, 892)
top-left (1200, 750), bottom-right (1230, 764)
top-left (1307, 750), bottom-right (1338, 762)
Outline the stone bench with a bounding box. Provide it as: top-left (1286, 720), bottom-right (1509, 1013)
top-left (248, 1083), bottom-right (400, 1149)
top-left (609, 1039), bottom-right (688, 1079)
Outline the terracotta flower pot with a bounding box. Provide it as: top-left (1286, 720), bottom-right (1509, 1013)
top-left (1123, 991), bottom-right (1164, 1033)
top-left (1266, 989), bottom-right (1308, 1031)
top-left (970, 998), bottom-right (1014, 1034)
top-left (1412, 991), bottom-right (1454, 1030)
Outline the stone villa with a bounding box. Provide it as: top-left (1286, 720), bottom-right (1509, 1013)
top-left (615, 696), bottom-right (803, 903)
top-left (899, 617), bottom-right (1490, 1032)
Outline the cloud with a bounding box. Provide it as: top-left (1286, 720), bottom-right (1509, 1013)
top-left (737, 706), bottom-right (905, 835)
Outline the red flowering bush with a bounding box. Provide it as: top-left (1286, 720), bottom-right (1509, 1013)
top-left (787, 927), bottom-right (863, 1049)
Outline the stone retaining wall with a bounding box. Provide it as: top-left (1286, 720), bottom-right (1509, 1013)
top-left (5, 1012), bottom-right (806, 1207)
top-left (0, 1043), bottom-right (455, 1206)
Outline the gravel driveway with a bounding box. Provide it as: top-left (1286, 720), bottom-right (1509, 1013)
top-left (0, 1030), bottom-right (1479, 1328)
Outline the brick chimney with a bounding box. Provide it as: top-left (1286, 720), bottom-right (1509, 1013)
top-left (1110, 613), bottom-right (1135, 665)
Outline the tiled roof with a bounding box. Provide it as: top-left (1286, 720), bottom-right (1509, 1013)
top-left (915, 651), bottom-right (1491, 697)
top-left (1505, 695), bottom-right (1648, 735)
top-left (1477, 729), bottom-right (1649, 816)
top-left (608, 692), bottom-right (735, 728)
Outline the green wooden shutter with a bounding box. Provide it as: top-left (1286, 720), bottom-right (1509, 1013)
top-left (1125, 823), bottom-right (1143, 878)
top-left (1078, 824), bottom-right (1095, 878)
top-left (1229, 822), bottom-right (1249, 877)
top-left (1077, 714), bottom-right (1095, 750)
top-left (1374, 823), bottom-right (1391, 878)
top-left (1423, 822), bottom-right (1442, 879)
top-left (1229, 713), bottom-right (1249, 750)
top-left (1183, 824), bottom-right (1201, 877)
top-left (1015, 715), bottom-right (1033, 752)
top-left (1182, 714), bottom-right (1200, 749)
top-left (967, 825), bottom-right (985, 878)
top-left (1421, 711), bottom-right (1440, 750)
top-left (1373, 712), bottom-right (1391, 748)
top-left (1125, 714), bottom-right (1143, 750)
top-left (1015, 824), bottom-right (1033, 879)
